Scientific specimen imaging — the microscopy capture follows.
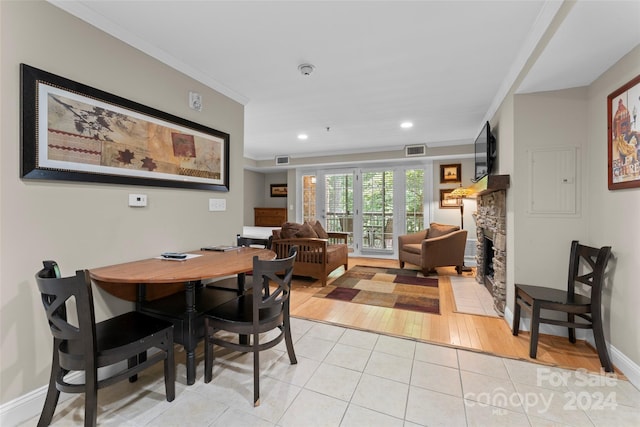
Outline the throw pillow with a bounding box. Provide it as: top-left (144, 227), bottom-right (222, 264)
top-left (298, 222), bottom-right (319, 238)
top-left (280, 222), bottom-right (301, 239)
top-left (307, 220), bottom-right (329, 239)
top-left (428, 222), bottom-right (460, 238)
top-left (280, 222), bottom-right (318, 239)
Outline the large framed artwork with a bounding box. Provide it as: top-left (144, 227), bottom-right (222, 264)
top-left (607, 74), bottom-right (640, 191)
top-left (21, 64), bottom-right (230, 191)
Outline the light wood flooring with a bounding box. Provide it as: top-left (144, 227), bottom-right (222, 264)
top-left (290, 256), bottom-right (621, 377)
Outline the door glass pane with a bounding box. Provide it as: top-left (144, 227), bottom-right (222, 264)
top-left (362, 170), bottom-right (393, 250)
top-left (324, 172), bottom-right (353, 244)
top-left (302, 175), bottom-right (316, 223)
top-left (405, 169), bottom-right (424, 233)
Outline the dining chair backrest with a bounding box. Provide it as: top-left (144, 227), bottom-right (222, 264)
top-left (36, 264), bottom-right (97, 353)
top-left (251, 246), bottom-right (297, 320)
top-left (567, 240), bottom-right (612, 304)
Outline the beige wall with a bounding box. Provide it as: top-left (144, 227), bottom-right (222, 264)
top-left (0, 1), bottom-right (244, 404)
top-left (262, 172), bottom-right (288, 210)
top-left (243, 170), bottom-right (265, 225)
top-left (243, 170), bottom-right (288, 225)
top-left (513, 87), bottom-right (590, 285)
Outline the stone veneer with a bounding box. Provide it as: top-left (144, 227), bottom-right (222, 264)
top-left (473, 189), bottom-right (507, 315)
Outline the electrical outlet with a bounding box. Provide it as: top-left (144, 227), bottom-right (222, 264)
top-left (209, 198), bottom-right (226, 211)
top-left (128, 194), bottom-right (147, 207)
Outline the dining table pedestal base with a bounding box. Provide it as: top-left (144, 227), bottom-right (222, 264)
top-left (137, 282), bottom-right (239, 385)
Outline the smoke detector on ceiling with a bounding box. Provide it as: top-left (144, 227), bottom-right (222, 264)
top-left (298, 63), bottom-right (315, 76)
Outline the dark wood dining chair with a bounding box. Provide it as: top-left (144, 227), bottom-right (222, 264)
top-left (203, 247), bottom-right (297, 407)
top-left (512, 241), bottom-right (614, 372)
top-left (35, 261), bottom-right (175, 427)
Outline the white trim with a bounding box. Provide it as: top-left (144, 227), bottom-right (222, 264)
top-left (0, 371), bottom-right (82, 427)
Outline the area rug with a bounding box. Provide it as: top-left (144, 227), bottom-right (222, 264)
top-left (313, 265), bottom-right (440, 314)
top-left (449, 275), bottom-right (500, 317)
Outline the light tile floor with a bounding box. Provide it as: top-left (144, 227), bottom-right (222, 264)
top-left (21, 318), bottom-right (640, 427)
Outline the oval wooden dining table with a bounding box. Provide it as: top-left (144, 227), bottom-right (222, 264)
top-left (90, 247), bottom-right (275, 385)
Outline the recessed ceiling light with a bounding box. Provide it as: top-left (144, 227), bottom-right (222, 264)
top-left (401, 122), bottom-right (413, 129)
top-left (297, 134), bottom-right (308, 140)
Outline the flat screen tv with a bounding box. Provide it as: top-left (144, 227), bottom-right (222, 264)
top-left (472, 121), bottom-right (496, 182)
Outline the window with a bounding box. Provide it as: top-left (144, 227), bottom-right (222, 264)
top-left (302, 174), bottom-right (316, 222)
top-left (362, 170), bottom-right (394, 250)
top-left (405, 169), bottom-right (425, 233)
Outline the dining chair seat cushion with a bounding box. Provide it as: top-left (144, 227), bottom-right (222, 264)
top-left (515, 284), bottom-right (591, 307)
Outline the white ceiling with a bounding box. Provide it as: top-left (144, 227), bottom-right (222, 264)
top-left (51, 1), bottom-right (640, 162)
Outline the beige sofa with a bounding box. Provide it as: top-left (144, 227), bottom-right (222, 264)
top-left (271, 221), bottom-right (348, 286)
top-left (398, 222), bottom-right (468, 274)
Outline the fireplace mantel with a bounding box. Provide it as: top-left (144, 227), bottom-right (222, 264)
top-left (475, 174), bottom-right (510, 197)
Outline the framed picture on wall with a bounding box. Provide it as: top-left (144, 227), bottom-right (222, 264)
top-left (20, 64), bottom-right (230, 191)
top-left (270, 183), bottom-right (288, 197)
top-left (440, 164), bottom-right (461, 183)
top-left (607, 74), bottom-right (640, 190)
top-left (440, 189), bottom-right (461, 208)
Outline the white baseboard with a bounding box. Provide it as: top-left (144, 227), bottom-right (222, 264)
top-left (504, 306), bottom-right (640, 390)
top-left (0, 359), bottom-right (137, 427)
top-left (0, 372), bottom-right (80, 427)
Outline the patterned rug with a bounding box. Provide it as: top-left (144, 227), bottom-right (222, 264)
top-left (313, 265), bottom-right (440, 314)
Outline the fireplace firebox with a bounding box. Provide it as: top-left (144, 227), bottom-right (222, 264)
top-left (482, 234), bottom-right (495, 294)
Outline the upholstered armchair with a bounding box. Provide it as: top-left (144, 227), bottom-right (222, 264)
top-left (398, 223), bottom-right (468, 274)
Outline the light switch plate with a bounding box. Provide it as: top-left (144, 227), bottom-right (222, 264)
top-left (209, 198), bottom-right (226, 211)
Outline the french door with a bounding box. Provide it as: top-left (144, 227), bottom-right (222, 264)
top-left (311, 166), bottom-right (430, 256)
top-left (317, 169), bottom-right (356, 245)
top-left (361, 170), bottom-right (394, 252)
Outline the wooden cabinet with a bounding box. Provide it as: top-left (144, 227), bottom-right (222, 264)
top-left (254, 207), bottom-right (287, 227)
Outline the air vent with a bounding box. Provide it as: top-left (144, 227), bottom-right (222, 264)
top-left (405, 144), bottom-right (426, 157)
top-left (275, 155), bottom-right (290, 165)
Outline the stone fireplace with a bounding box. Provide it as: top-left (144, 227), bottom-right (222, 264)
top-left (473, 175), bottom-right (509, 316)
